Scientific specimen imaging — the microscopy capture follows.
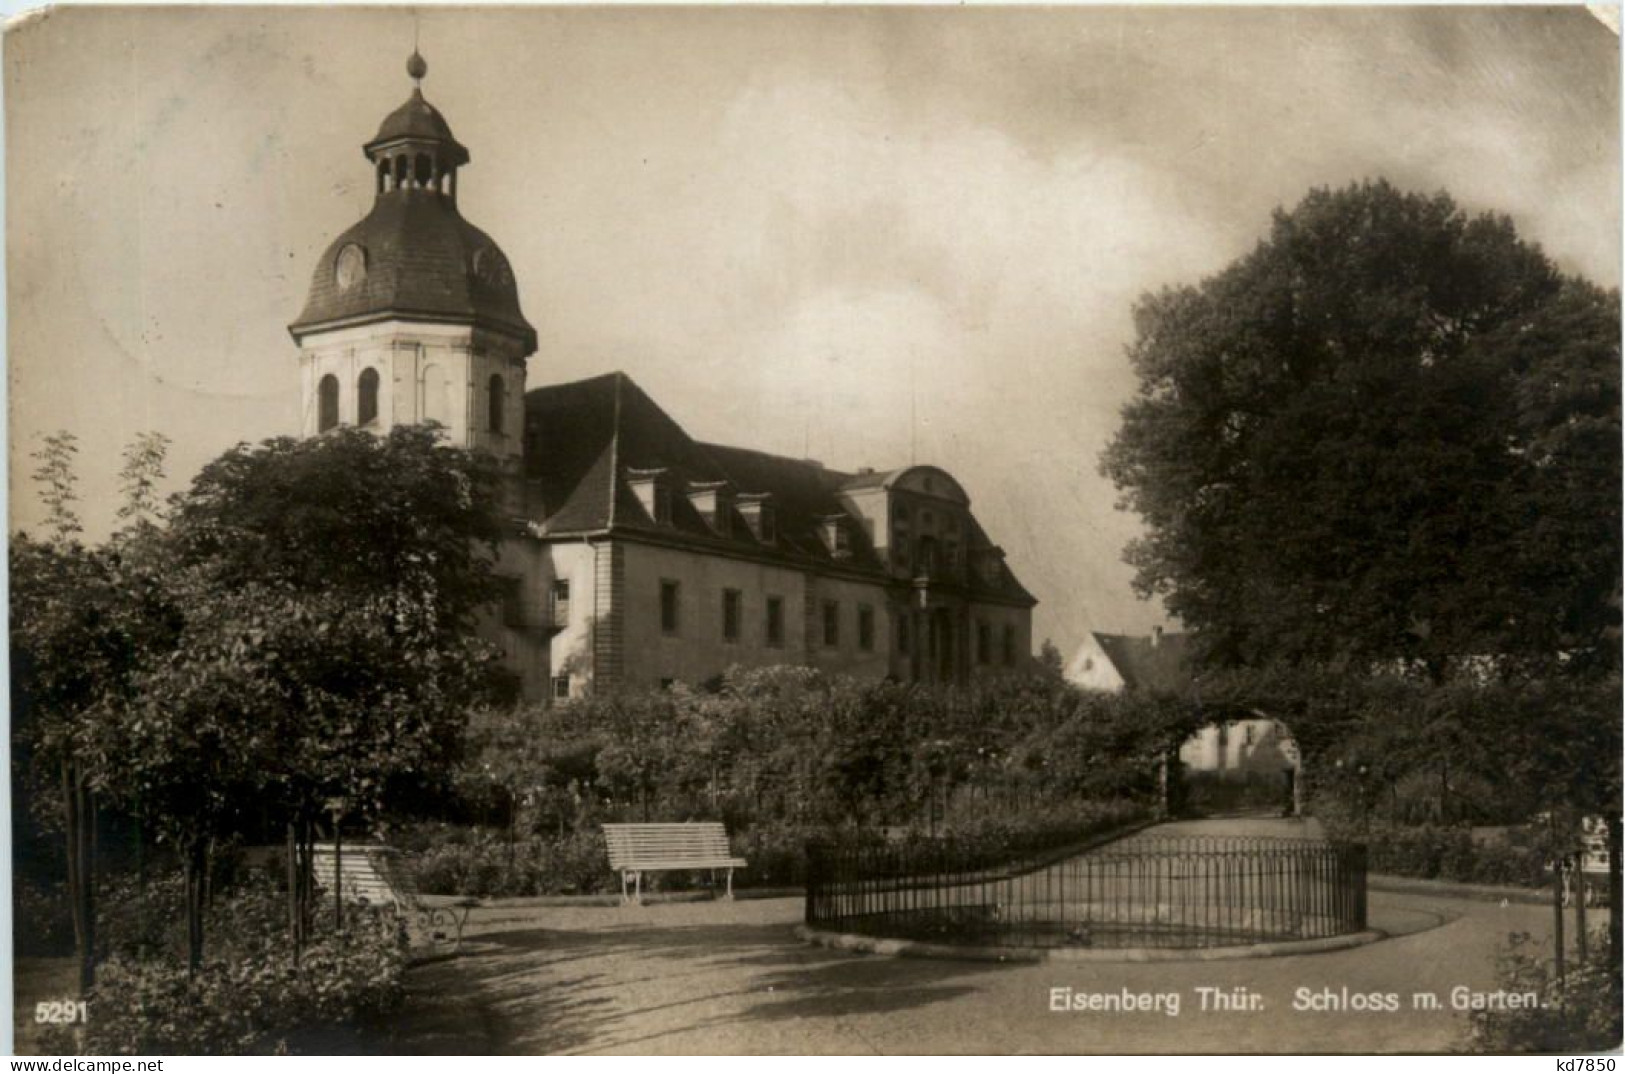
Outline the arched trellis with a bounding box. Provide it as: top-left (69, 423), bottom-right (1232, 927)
top-left (1168, 711), bottom-right (1303, 818)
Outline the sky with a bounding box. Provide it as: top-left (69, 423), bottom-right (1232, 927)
top-left (6, 5), bottom-right (1620, 659)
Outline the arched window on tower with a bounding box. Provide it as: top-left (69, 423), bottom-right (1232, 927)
top-left (318, 374), bottom-right (340, 433)
top-left (488, 374), bottom-right (506, 434)
top-left (357, 368), bottom-right (380, 426)
top-left (415, 154), bottom-right (432, 188)
top-left (422, 364), bottom-right (448, 425)
top-left (394, 156), bottom-right (410, 189)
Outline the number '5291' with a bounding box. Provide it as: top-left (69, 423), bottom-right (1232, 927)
top-left (35, 1000), bottom-right (87, 1024)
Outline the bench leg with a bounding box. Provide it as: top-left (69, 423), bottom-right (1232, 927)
top-left (416, 905), bottom-right (470, 952)
top-left (451, 905), bottom-right (472, 950)
top-left (726, 867), bottom-right (734, 900)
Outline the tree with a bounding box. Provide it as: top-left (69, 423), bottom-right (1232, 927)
top-left (1101, 180), bottom-right (1620, 681)
top-left (31, 432), bottom-right (83, 543)
top-left (10, 433), bottom-right (178, 991)
top-left (1037, 638), bottom-right (1065, 678)
top-left (147, 425), bottom-right (509, 958)
top-left (115, 432), bottom-right (173, 532)
top-left (12, 535), bottom-right (115, 992)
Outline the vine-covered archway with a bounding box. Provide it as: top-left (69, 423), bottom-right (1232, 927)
top-left (1170, 716), bottom-right (1301, 818)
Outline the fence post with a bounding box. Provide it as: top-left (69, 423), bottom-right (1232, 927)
top-left (1553, 857), bottom-right (1567, 991)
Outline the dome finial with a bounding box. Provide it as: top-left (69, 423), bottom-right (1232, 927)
top-left (407, 49), bottom-right (427, 85)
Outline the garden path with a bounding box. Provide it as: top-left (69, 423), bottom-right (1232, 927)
top-left (389, 819), bottom-right (1585, 1054)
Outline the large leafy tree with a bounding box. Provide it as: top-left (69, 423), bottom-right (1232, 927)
top-left (98, 425), bottom-right (511, 964)
top-left (1102, 180), bottom-right (1620, 681)
top-left (179, 426), bottom-right (505, 945)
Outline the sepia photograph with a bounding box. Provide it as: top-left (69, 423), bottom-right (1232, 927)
top-left (4, 2), bottom-right (1621, 1058)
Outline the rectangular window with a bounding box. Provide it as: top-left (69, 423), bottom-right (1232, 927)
top-left (977, 621), bottom-right (991, 665)
top-left (551, 675), bottom-right (571, 701)
top-left (858, 605), bottom-right (875, 651)
top-left (550, 579), bottom-right (571, 624)
top-left (822, 600), bottom-right (840, 648)
top-left (660, 579), bottom-right (680, 635)
top-left (760, 506), bottom-right (776, 543)
top-left (654, 486), bottom-right (673, 524)
top-left (766, 596), bottom-right (785, 648)
top-left (722, 588), bottom-right (742, 643)
top-left (1002, 624), bottom-right (1017, 666)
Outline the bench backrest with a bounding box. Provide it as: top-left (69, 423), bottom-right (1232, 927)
top-left (603, 823), bottom-right (736, 868)
top-left (311, 843), bottom-right (420, 909)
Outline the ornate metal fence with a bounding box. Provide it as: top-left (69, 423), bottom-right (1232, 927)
top-left (805, 834), bottom-right (1367, 949)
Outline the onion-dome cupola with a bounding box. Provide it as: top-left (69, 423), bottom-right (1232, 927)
top-left (288, 51), bottom-right (535, 480)
top-left (365, 51), bottom-right (470, 200)
top-left (289, 51), bottom-right (536, 352)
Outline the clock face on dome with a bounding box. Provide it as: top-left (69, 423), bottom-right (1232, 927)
top-left (335, 244), bottom-right (368, 291)
top-left (473, 245), bottom-right (513, 289)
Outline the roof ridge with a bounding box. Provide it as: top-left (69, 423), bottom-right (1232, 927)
top-left (698, 439), bottom-right (860, 480)
top-left (524, 371), bottom-right (625, 399)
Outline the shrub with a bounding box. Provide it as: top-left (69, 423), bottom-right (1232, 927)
top-left (410, 826), bottom-right (613, 898)
top-left (14, 878), bottom-right (75, 957)
top-left (47, 880), bottom-right (408, 1055)
top-left (1326, 823), bottom-right (1550, 888)
top-left (1177, 770), bottom-right (1292, 818)
top-left (402, 799), bottom-right (1147, 899)
top-left (447, 672), bottom-right (1179, 846)
top-left (1468, 930), bottom-right (1621, 1053)
top-left (96, 872), bottom-right (188, 962)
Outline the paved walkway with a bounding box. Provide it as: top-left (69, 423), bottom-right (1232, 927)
top-left (392, 820), bottom-right (1588, 1055)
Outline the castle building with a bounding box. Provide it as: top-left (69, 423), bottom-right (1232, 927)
top-left (289, 55), bottom-right (1036, 701)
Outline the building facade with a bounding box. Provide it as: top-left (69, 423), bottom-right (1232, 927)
top-left (289, 56), bottom-right (1036, 701)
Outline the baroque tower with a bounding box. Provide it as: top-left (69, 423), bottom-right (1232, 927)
top-left (289, 52), bottom-right (536, 505)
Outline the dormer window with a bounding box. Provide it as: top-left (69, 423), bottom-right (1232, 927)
top-left (737, 493), bottom-right (777, 544)
top-left (820, 514), bottom-right (852, 558)
top-left (627, 468), bottom-right (673, 525)
top-left (686, 481), bottom-right (734, 537)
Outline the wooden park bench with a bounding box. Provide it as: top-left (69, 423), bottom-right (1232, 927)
top-left (602, 822), bottom-right (748, 905)
top-left (312, 842), bottom-right (479, 951)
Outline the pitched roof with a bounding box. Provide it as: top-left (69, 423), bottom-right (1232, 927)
top-left (520, 372), bottom-right (1036, 604)
top-left (1092, 631), bottom-right (1194, 693)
